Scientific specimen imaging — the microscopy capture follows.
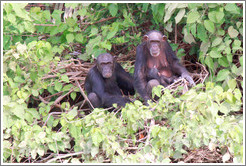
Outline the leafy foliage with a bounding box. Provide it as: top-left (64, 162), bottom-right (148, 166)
top-left (2, 2), bottom-right (243, 163)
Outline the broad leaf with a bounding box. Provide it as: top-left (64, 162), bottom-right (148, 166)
top-left (204, 20), bottom-right (215, 33)
top-left (187, 11), bottom-right (200, 23)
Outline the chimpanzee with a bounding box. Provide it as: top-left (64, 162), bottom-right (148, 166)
top-left (85, 53), bottom-right (135, 108)
top-left (134, 30), bottom-right (195, 102)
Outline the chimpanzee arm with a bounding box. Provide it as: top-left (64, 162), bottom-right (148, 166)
top-left (171, 60), bottom-right (195, 86)
top-left (163, 41), bottom-right (195, 86)
top-left (134, 44), bottom-right (150, 101)
top-left (89, 68), bottom-right (129, 107)
top-left (115, 63), bottom-right (135, 95)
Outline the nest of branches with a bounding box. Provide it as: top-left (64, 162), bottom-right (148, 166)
top-left (39, 58), bottom-right (209, 112)
top-left (161, 60), bottom-right (209, 95)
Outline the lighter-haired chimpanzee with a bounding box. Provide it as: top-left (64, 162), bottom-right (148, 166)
top-left (85, 53), bottom-right (135, 108)
top-left (134, 30), bottom-right (195, 103)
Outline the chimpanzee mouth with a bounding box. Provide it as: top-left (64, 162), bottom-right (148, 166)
top-left (151, 52), bottom-right (160, 57)
top-left (103, 73), bottom-right (112, 78)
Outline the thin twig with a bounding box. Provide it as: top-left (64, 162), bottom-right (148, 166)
top-left (175, 24), bottom-right (177, 44)
top-left (46, 151), bottom-right (84, 163)
top-left (81, 16), bottom-right (117, 25)
top-left (53, 88), bottom-right (74, 106)
top-left (34, 24), bottom-right (58, 27)
top-left (43, 112), bottom-right (62, 127)
top-left (75, 80), bottom-right (94, 109)
top-left (145, 119), bottom-right (155, 147)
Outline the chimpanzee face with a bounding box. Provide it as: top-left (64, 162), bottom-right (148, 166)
top-left (144, 31), bottom-right (167, 57)
top-left (97, 53), bottom-right (115, 78)
top-left (149, 40), bottom-right (161, 57)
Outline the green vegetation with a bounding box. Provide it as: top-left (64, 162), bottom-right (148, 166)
top-left (3, 3), bottom-right (243, 163)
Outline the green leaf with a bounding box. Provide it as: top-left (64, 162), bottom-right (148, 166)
top-left (48, 143), bottom-right (57, 153)
top-left (151, 126), bottom-right (160, 138)
top-left (66, 33), bottom-right (74, 43)
top-left (175, 9), bottom-right (185, 24)
top-left (190, 24), bottom-right (196, 37)
top-left (212, 37), bottom-right (222, 47)
top-left (100, 41), bottom-right (112, 50)
top-left (77, 8), bottom-right (87, 17)
top-left (51, 10), bottom-right (64, 25)
top-left (204, 20), bottom-right (215, 33)
top-left (7, 13), bottom-right (16, 24)
top-left (234, 89), bottom-right (242, 101)
top-left (205, 56), bottom-right (214, 70)
top-left (91, 128), bottom-right (103, 146)
top-left (69, 124), bottom-right (78, 138)
top-left (228, 26), bottom-right (239, 38)
top-left (14, 76), bottom-right (25, 83)
top-left (142, 4), bottom-right (149, 12)
top-left (28, 108), bottom-right (40, 119)
top-left (216, 11), bottom-right (224, 23)
top-left (32, 89), bottom-right (39, 97)
top-left (61, 75), bottom-right (69, 83)
top-left (197, 24), bottom-right (207, 42)
top-left (75, 34), bottom-right (85, 44)
top-left (37, 147), bottom-right (45, 156)
top-left (66, 17), bottom-right (76, 27)
top-left (216, 69), bottom-right (230, 82)
top-left (12, 105), bottom-right (25, 119)
top-left (231, 64), bottom-right (239, 75)
top-left (4, 3), bottom-right (13, 14)
top-left (228, 79), bottom-right (237, 90)
top-left (208, 11), bottom-right (217, 23)
top-left (218, 57), bottom-right (229, 67)
top-left (24, 22), bottom-right (35, 33)
top-left (67, 109), bottom-right (78, 120)
top-left (65, 3), bottom-right (79, 9)
top-left (209, 50), bottom-right (222, 58)
top-left (239, 56), bottom-right (243, 66)
top-left (184, 29), bottom-right (196, 44)
top-left (225, 3), bottom-right (240, 14)
top-left (208, 11), bottom-right (224, 23)
top-left (12, 3), bottom-right (31, 21)
top-left (91, 146), bottom-right (99, 158)
top-left (16, 43), bottom-right (27, 55)
top-left (217, 29), bottom-right (225, 36)
top-left (200, 41), bottom-right (210, 55)
top-left (30, 71), bottom-right (38, 82)
top-left (108, 4), bottom-right (118, 17)
top-left (70, 92), bottom-right (77, 101)
top-left (54, 81), bottom-right (63, 91)
top-left (187, 11), bottom-right (200, 23)
top-left (89, 27), bottom-right (98, 37)
top-left (63, 84), bottom-right (74, 91)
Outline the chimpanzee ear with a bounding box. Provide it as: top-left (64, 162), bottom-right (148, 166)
top-left (143, 35), bottom-right (149, 41)
top-left (162, 35), bottom-right (167, 41)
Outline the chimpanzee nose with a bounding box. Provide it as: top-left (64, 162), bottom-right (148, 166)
top-left (153, 45), bottom-right (158, 49)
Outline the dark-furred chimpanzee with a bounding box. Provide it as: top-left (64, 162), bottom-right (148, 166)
top-left (134, 30), bottom-right (195, 102)
top-left (85, 53), bottom-right (135, 108)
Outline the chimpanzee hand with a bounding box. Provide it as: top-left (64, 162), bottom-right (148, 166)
top-left (181, 73), bottom-right (195, 86)
top-left (148, 68), bottom-right (160, 80)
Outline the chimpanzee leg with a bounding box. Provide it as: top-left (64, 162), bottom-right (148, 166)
top-left (88, 92), bottom-right (102, 108)
top-left (146, 79), bottom-right (160, 97)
